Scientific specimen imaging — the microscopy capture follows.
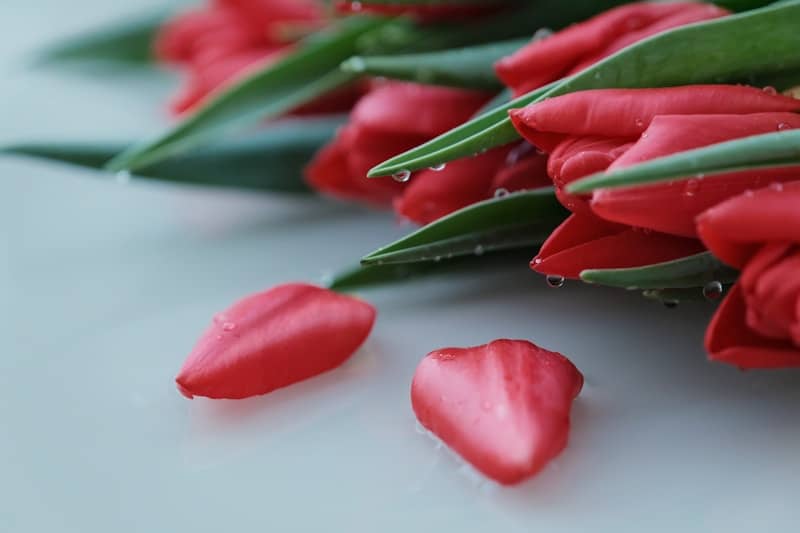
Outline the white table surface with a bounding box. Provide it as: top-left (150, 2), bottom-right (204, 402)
top-left (1, 2), bottom-right (799, 532)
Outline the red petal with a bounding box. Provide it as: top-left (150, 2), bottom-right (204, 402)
top-left (304, 125), bottom-right (407, 207)
top-left (592, 166), bottom-right (800, 239)
top-left (411, 339), bottom-right (583, 485)
top-left (394, 148), bottom-right (508, 225)
top-left (490, 150), bottom-right (551, 193)
top-left (705, 284), bottom-right (800, 369)
top-left (567, 4), bottom-right (729, 74)
top-left (176, 283), bottom-right (376, 399)
top-left (508, 86), bottom-right (800, 152)
top-left (495, 2), bottom-right (726, 95)
top-left (350, 82), bottom-right (491, 138)
top-left (696, 182), bottom-right (800, 268)
top-left (532, 213), bottom-right (704, 279)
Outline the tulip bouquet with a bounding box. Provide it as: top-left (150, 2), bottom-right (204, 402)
top-left (12, 0), bottom-right (800, 486)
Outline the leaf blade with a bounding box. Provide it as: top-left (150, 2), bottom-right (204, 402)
top-left (580, 252), bottom-right (739, 290)
top-left (2, 117), bottom-right (344, 193)
top-left (106, 16), bottom-right (392, 172)
top-left (361, 188), bottom-right (567, 265)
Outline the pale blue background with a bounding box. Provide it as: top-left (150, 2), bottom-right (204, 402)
top-left (1, 2), bottom-right (798, 532)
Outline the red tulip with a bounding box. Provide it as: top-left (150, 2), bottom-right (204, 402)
top-left (155, 0), bottom-right (360, 115)
top-left (306, 82), bottom-right (492, 206)
top-left (411, 339), bottom-right (583, 485)
top-left (697, 182), bottom-right (800, 369)
top-left (506, 85), bottom-right (800, 279)
top-left (176, 283), bottom-right (376, 399)
top-left (495, 2), bottom-right (729, 96)
top-left (394, 146), bottom-right (550, 225)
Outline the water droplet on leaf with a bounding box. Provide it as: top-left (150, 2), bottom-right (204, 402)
top-left (703, 281), bottom-right (723, 301)
top-left (429, 163), bottom-right (446, 172)
top-left (392, 169), bottom-right (411, 183)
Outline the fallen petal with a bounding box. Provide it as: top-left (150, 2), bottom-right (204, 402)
top-left (411, 339), bottom-right (583, 485)
top-left (176, 283), bottom-right (376, 399)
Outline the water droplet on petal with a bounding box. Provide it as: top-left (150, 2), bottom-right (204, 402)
top-left (634, 118), bottom-right (645, 128)
top-left (684, 178), bottom-right (700, 197)
top-left (532, 257), bottom-right (543, 266)
top-left (702, 281), bottom-right (723, 301)
top-left (777, 122), bottom-right (791, 131)
top-left (769, 182), bottom-right (784, 192)
top-left (392, 169), bottom-right (411, 183)
top-left (222, 322), bottom-right (236, 332)
top-left (762, 86), bottom-right (778, 95)
top-left (533, 27), bottom-right (553, 41)
top-left (429, 163), bottom-right (446, 172)
top-left (546, 275), bottom-right (565, 288)
top-left (494, 187), bottom-right (509, 198)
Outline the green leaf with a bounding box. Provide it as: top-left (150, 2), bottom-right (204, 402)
top-left (2, 117), bottom-right (343, 193)
top-left (568, 129), bottom-right (800, 193)
top-left (329, 248), bottom-right (531, 291)
top-left (36, 10), bottom-right (166, 65)
top-left (106, 16), bottom-right (395, 172)
top-left (580, 252), bottom-right (739, 290)
top-left (642, 285), bottom-right (733, 305)
top-left (341, 38), bottom-right (525, 89)
top-left (361, 188), bottom-right (567, 266)
top-left (368, 0), bottom-right (800, 177)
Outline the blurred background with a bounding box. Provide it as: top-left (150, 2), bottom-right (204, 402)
top-left (1, 2), bottom-right (799, 532)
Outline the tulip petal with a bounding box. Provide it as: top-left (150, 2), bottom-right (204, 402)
top-left (394, 148), bottom-right (508, 225)
top-left (351, 82), bottom-right (492, 138)
top-left (495, 2), bottom-right (727, 95)
top-left (696, 181), bottom-right (800, 268)
top-left (411, 339), bottom-right (583, 485)
top-left (592, 167), bottom-right (800, 239)
top-left (176, 283), bottom-right (376, 399)
top-left (490, 151), bottom-right (551, 193)
top-left (509, 86), bottom-right (800, 152)
top-left (533, 213), bottom-right (704, 279)
top-left (705, 284), bottom-right (800, 369)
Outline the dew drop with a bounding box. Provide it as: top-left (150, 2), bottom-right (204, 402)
top-left (777, 122), bottom-right (791, 131)
top-left (702, 281), bottom-right (723, 301)
top-left (532, 257), bottom-right (543, 266)
top-left (493, 187), bottom-right (509, 198)
top-left (474, 244), bottom-right (485, 256)
top-left (345, 56), bottom-right (366, 72)
top-left (222, 322), bottom-right (236, 332)
top-left (634, 118), bottom-right (645, 128)
top-left (769, 182), bottom-right (784, 192)
top-left (762, 86), bottom-right (778, 95)
top-left (429, 163), bottom-right (446, 172)
top-left (546, 274), bottom-right (565, 288)
top-left (533, 27), bottom-right (554, 41)
top-left (115, 170), bottom-right (131, 184)
top-left (684, 178), bottom-right (700, 197)
top-left (392, 169), bottom-right (411, 183)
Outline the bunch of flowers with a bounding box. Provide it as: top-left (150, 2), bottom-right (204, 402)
top-left (20, 0), bottom-right (800, 485)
